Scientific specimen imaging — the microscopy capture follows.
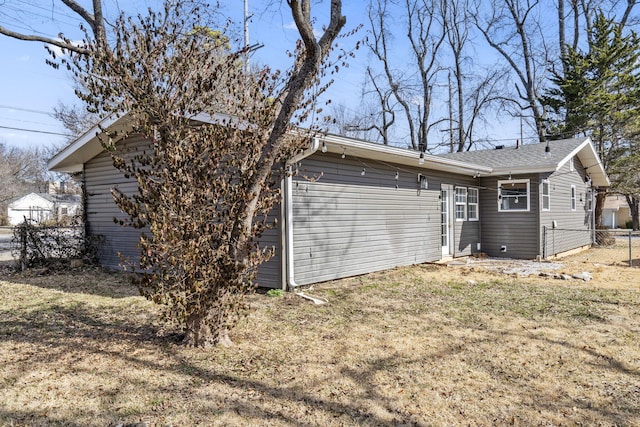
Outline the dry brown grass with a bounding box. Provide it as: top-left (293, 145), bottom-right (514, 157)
top-left (0, 258), bottom-right (639, 427)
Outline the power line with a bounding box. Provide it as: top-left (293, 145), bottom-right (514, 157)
top-left (0, 105), bottom-right (52, 115)
top-left (0, 125), bottom-right (68, 136)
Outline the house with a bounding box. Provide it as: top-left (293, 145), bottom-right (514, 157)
top-left (602, 195), bottom-right (632, 228)
top-left (7, 192), bottom-right (81, 226)
top-left (437, 138), bottom-right (609, 259)
top-left (48, 115), bottom-right (609, 289)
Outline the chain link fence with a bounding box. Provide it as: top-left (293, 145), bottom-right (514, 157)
top-left (543, 226), bottom-right (640, 267)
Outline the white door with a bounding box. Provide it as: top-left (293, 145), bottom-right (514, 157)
top-left (441, 185), bottom-right (453, 256)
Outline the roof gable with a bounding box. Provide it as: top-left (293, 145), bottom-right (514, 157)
top-left (437, 138), bottom-right (609, 187)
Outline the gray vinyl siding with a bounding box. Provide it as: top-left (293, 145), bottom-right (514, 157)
top-left (290, 153), bottom-right (479, 285)
top-left (254, 207), bottom-right (281, 288)
top-left (85, 137), bottom-right (146, 269)
top-left (539, 156), bottom-right (593, 256)
top-left (452, 186), bottom-right (480, 257)
top-left (84, 136), bottom-right (281, 287)
top-left (478, 174), bottom-right (539, 259)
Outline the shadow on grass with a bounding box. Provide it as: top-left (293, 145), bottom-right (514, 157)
top-left (0, 408), bottom-right (88, 427)
top-left (0, 267), bottom-right (140, 298)
top-left (0, 303), bottom-right (429, 426)
top-left (1, 283), bottom-right (639, 426)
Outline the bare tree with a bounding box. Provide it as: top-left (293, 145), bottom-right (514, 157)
top-left (327, 66), bottom-right (396, 144)
top-left (471, 0), bottom-right (549, 142)
top-left (0, 0), bottom-right (107, 55)
top-left (53, 102), bottom-right (98, 141)
top-left (440, 0), bottom-right (504, 151)
top-left (367, 0), bottom-right (446, 152)
top-left (0, 143), bottom-right (74, 224)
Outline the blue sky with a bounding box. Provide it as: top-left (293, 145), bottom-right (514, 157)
top-left (0, 1), bottom-right (371, 150)
top-left (0, 1), bottom-right (522, 152)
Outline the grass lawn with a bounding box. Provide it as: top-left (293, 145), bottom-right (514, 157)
top-left (0, 261), bottom-right (639, 426)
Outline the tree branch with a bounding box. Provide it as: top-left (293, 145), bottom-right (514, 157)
top-left (0, 26), bottom-right (89, 55)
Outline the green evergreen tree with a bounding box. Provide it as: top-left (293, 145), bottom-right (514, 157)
top-left (542, 12), bottom-right (640, 226)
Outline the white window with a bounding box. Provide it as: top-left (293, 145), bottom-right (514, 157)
top-left (467, 188), bottom-right (479, 221)
top-left (498, 179), bottom-right (530, 212)
top-left (569, 157), bottom-right (575, 171)
top-left (571, 185), bottom-right (576, 211)
top-left (455, 187), bottom-right (467, 221)
top-left (586, 189), bottom-right (593, 211)
top-left (541, 180), bottom-right (550, 211)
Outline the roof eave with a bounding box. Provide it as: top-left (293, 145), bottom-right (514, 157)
top-left (47, 114), bottom-right (131, 173)
top-left (489, 165), bottom-right (558, 176)
top-left (320, 134), bottom-right (492, 176)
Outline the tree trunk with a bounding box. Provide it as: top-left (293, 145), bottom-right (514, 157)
top-left (595, 189), bottom-right (607, 228)
top-left (184, 312), bottom-right (233, 348)
top-left (626, 194), bottom-right (639, 230)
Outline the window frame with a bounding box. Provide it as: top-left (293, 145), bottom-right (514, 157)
top-left (455, 186), bottom-right (467, 221)
top-left (570, 185), bottom-right (576, 211)
top-left (569, 157), bottom-right (575, 171)
top-left (467, 187), bottom-right (479, 221)
top-left (541, 179), bottom-right (551, 211)
top-left (498, 179), bottom-right (530, 212)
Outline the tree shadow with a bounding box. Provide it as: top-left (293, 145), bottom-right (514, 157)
top-left (1, 291), bottom-right (639, 426)
top-left (0, 267), bottom-right (140, 298)
top-left (0, 303), bottom-right (429, 426)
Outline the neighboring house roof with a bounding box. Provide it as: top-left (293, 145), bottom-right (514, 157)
top-left (603, 195), bottom-right (630, 211)
top-left (37, 193), bottom-right (79, 204)
top-left (8, 192), bottom-right (51, 208)
top-left (436, 138), bottom-right (610, 187)
top-left (9, 192), bottom-right (81, 207)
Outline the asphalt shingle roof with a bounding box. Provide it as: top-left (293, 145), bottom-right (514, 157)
top-left (436, 138), bottom-right (587, 171)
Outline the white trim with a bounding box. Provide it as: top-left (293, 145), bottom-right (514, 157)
top-left (441, 185), bottom-right (453, 257)
top-left (320, 134), bottom-right (492, 176)
top-left (48, 114), bottom-right (131, 173)
top-left (498, 179), bottom-right (530, 212)
top-left (454, 187), bottom-right (467, 221)
top-left (467, 187), bottom-right (479, 221)
top-left (283, 137), bottom-right (320, 290)
top-left (541, 179), bottom-right (551, 211)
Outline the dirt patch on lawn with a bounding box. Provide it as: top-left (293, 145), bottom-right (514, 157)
top-left (439, 244), bottom-right (639, 291)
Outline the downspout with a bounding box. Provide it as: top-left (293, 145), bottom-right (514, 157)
top-left (282, 136), bottom-right (321, 290)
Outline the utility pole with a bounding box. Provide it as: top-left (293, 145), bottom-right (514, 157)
top-left (244, 0), bottom-right (250, 74)
top-left (448, 71), bottom-right (454, 153)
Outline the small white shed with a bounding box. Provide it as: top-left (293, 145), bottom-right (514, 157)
top-left (7, 193), bottom-right (81, 225)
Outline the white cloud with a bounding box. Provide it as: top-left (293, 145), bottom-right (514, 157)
top-left (283, 21), bottom-right (323, 39)
top-left (283, 21), bottom-right (297, 31)
top-left (46, 38), bottom-right (84, 59)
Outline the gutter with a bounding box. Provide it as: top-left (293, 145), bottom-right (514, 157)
top-left (282, 136), bottom-right (321, 290)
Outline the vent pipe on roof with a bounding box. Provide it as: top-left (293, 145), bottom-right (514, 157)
top-left (495, 145), bottom-right (504, 150)
top-left (516, 139), bottom-right (520, 149)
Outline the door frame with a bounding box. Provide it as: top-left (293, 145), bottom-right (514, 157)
top-left (441, 184), bottom-right (454, 257)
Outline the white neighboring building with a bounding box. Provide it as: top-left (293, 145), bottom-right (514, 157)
top-left (7, 193), bottom-right (81, 225)
top-left (602, 195), bottom-right (632, 229)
